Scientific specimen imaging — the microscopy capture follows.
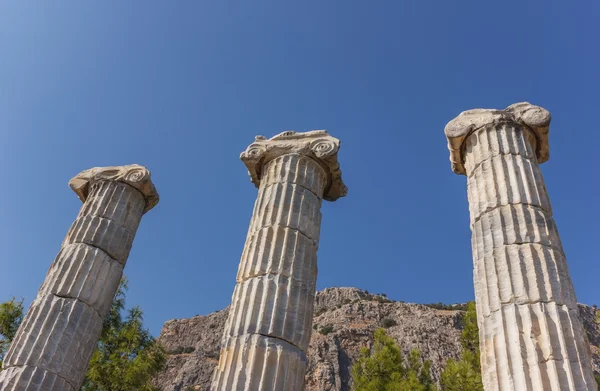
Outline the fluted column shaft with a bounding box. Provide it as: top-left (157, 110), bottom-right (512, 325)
top-left (449, 107), bottom-right (596, 391)
top-left (212, 154), bottom-right (326, 390)
top-left (212, 130), bottom-right (346, 391)
top-left (0, 165), bottom-right (158, 391)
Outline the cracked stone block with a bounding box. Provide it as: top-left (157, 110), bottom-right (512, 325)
top-left (212, 334), bottom-right (307, 391)
top-left (445, 103), bottom-right (597, 391)
top-left (0, 165), bottom-right (158, 390)
top-left (212, 131), bottom-right (347, 391)
top-left (0, 365), bottom-right (76, 391)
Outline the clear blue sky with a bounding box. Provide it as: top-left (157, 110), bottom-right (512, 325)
top-left (1, 2), bottom-right (598, 337)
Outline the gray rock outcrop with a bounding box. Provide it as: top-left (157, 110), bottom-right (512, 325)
top-left (152, 287), bottom-right (600, 391)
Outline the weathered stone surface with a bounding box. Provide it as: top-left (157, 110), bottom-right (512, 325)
top-left (2, 295), bottom-right (104, 389)
top-left (0, 366), bottom-right (76, 391)
top-left (37, 243), bottom-right (123, 317)
top-left (223, 274), bottom-right (317, 351)
top-left (580, 305), bottom-right (600, 376)
top-left (212, 131), bottom-right (346, 391)
top-left (237, 225), bottom-right (318, 283)
top-left (445, 103), bottom-right (596, 391)
top-left (240, 130), bottom-right (347, 201)
top-left (0, 165), bottom-right (158, 391)
top-left (212, 334), bottom-right (307, 390)
top-left (444, 102), bottom-right (551, 175)
top-left (155, 309), bottom-right (229, 391)
top-left (69, 164), bottom-right (159, 212)
top-left (154, 287), bottom-right (600, 391)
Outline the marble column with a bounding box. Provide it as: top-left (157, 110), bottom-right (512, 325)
top-left (211, 131), bottom-right (347, 391)
top-left (445, 103), bottom-right (596, 391)
top-left (0, 165), bottom-right (159, 391)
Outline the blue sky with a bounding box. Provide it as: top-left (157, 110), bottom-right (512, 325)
top-left (1, 1), bottom-right (598, 337)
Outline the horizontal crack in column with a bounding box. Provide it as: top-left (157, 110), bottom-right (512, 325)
top-left (74, 213), bottom-right (137, 237)
top-left (1, 363), bottom-right (77, 390)
top-left (237, 270), bottom-right (312, 285)
top-left (50, 293), bottom-right (103, 320)
top-left (473, 241), bottom-right (565, 260)
top-left (471, 202), bottom-right (553, 226)
top-left (65, 241), bottom-right (123, 265)
top-left (466, 150), bottom-right (536, 177)
top-left (255, 332), bottom-right (305, 352)
top-left (260, 180), bottom-right (323, 202)
top-left (247, 224), bottom-right (319, 245)
top-left (219, 332), bottom-right (307, 353)
top-left (482, 299), bottom-right (578, 319)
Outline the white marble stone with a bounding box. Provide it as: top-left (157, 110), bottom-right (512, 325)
top-left (445, 104), bottom-right (596, 391)
top-left (212, 334), bottom-right (307, 391)
top-left (212, 131), bottom-right (346, 391)
top-left (0, 165), bottom-right (158, 391)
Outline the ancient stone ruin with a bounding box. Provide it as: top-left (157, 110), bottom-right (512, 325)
top-left (211, 131), bottom-right (347, 390)
top-left (153, 288), bottom-right (600, 391)
top-left (0, 165), bottom-right (158, 391)
top-left (1, 110), bottom-right (597, 391)
top-left (445, 102), bottom-right (597, 391)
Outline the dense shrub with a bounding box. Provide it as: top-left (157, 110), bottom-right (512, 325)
top-left (319, 324), bottom-right (334, 335)
top-left (381, 317), bottom-right (397, 328)
top-left (440, 302), bottom-right (483, 391)
top-left (351, 328), bottom-right (436, 391)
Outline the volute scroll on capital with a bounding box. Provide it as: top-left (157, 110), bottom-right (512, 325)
top-left (444, 102), bottom-right (551, 175)
top-left (69, 164), bottom-right (159, 212)
top-left (240, 130), bottom-right (348, 201)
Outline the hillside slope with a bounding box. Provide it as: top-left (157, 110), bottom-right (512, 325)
top-left (153, 287), bottom-right (600, 391)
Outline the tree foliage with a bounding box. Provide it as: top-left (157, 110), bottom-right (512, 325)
top-left (0, 278), bottom-right (165, 391)
top-left (440, 301), bottom-right (483, 391)
top-left (351, 328), bottom-right (436, 391)
top-left (81, 278), bottom-right (165, 391)
top-left (0, 298), bottom-right (24, 367)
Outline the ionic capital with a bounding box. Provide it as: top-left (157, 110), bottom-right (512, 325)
top-left (444, 102), bottom-right (551, 175)
top-left (240, 130), bottom-right (347, 201)
top-left (69, 164), bottom-right (159, 212)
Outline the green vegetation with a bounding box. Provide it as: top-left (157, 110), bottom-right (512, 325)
top-left (424, 302), bottom-right (468, 311)
top-left (373, 296), bottom-right (392, 304)
top-left (359, 292), bottom-right (393, 304)
top-left (0, 298), bottom-right (24, 367)
top-left (350, 302), bottom-right (484, 391)
top-left (81, 278), bottom-right (166, 391)
top-left (319, 324), bottom-right (334, 335)
top-left (351, 328), bottom-right (436, 391)
top-left (440, 301), bottom-right (483, 391)
top-left (0, 278), bottom-right (165, 391)
top-left (381, 318), bottom-right (397, 328)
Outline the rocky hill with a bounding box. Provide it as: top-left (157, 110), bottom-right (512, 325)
top-left (153, 287), bottom-right (600, 391)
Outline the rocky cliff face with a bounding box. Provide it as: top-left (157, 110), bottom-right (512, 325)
top-left (153, 287), bottom-right (600, 391)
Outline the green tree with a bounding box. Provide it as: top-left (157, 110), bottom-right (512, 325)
top-left (351, 328), bottom-right (436, 391)
top-left (440, 301), bottom-right (483, 391)
top-left (81, 278), bottom-right (165, 391)
top-left (0, 278), bottom-right (165, 391)
top-left (0, 298), bottom-right (24, 367)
